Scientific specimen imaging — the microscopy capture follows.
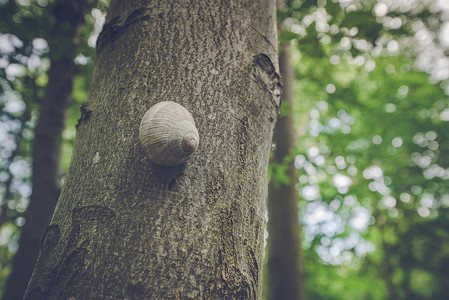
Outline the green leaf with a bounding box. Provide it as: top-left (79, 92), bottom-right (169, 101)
top-left (306, 21), bottom-right (318, 37)
top-left (270, 163), bottom-right (291, 187)
top-left (340, 11), bottom-right (375, 28)
top-left (279, 30), bottom-right (299, 41)
top-left (277, 9), bottom-right (291, 21)
top-left (325, 0), bottom-right (341, 19)
top-left (279, 100), bottom-right (292, 117)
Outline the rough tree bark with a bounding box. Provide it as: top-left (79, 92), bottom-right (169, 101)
top-left (25, 0), bottom-right (279, 299)
top-left (2, 1), bottom-right (93, 299)
top-left (266, 12), bottom-right (307, 300)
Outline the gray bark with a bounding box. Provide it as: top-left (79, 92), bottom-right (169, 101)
top-left (25, 1), bottom-right (279, 299)
top-left (2, 1), bottom-right (92, 299)
top-left (266, 14), bottom-right (307, 299)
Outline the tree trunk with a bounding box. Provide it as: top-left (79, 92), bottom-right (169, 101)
top-left (266, 21), bottom-right (307, 300)
top-left (25, 1), bottom-right (279, 299)
top-left (2, 1), bottom-right (93, 299)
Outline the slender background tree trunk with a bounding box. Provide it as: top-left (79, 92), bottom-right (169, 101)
top-left (266, 6), bottom-right (307, 299)
top-left (2, 1), bottom-right (93, 299)
top-left (25, 0), bottom-right (279, 299)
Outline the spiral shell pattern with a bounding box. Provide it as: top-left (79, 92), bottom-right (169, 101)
top-left (139, 101), bottom-right (199, 166)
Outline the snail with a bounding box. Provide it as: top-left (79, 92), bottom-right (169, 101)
top-left (139, 101), bottom-right (199, 166)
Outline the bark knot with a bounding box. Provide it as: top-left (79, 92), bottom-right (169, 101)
top-left (76, 103), bottom-right (93, 128)
top-left (253, 54), bottom-right (281, 113)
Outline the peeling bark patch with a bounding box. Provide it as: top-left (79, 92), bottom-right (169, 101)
top-left (76, 103), bottom-right (92, 128)
top-left (72, 205), bottom-right (116, 222)
top-left (238, 117), bottom-right (248, 171)
top-left (40, 225), bottom-right (61, 251)
top-left (205, 207), bottom-right (252, 299)
top-left (207, 173), bottom-right (224, 205)
top-left (254, 54), bottom-right (275, 76)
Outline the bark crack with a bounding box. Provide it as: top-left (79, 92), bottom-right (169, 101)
top-left (238, 116), bottom-right (248, 173)
top-left (205, 201), bottom-right (253, 299)
top-left (207, 173), bottom-right (225, 205)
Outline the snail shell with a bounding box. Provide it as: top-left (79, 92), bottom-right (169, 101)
top-left (139, 101), bottom-right (199, 166)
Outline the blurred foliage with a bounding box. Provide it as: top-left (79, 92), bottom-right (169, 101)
top-left (294, 51), bottom-right (449, 300)
top-left (274, 0), bottom-right (449, 299)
